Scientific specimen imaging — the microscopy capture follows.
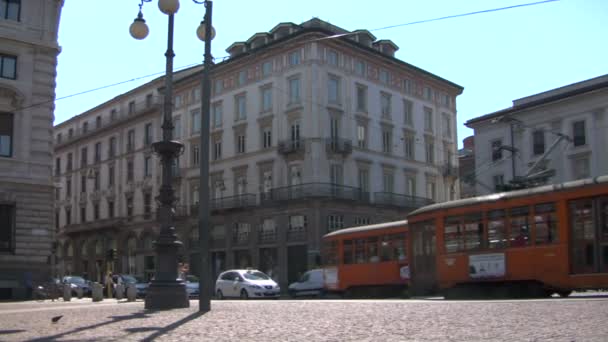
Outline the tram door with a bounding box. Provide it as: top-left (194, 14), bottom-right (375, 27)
top-left (410, 220), bottom-right (437, 295)
top-left (569, 197), bottom-right (608, 274)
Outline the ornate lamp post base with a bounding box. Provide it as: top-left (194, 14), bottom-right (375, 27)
top-left (144, 238), bottom-right (189, 310)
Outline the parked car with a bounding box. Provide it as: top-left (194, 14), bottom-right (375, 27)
top-left (288, 269), bottom-right (325, 298)
top-left (185, 275), bottom-right (199, 298)
top-left (135, 276), bottom-right (149, 298)
top-left (62, 276), bottom-right (91, 296)
top-left (215, 269), bottom-right (280, 299)
top-left (112, 274), bottom-right (139, 297)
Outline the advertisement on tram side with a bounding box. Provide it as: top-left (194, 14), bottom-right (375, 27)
top-left (469, 253), bottom-right (505, 279)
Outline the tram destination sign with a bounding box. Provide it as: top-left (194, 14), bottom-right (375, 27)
top-left (469, 253), bottom-right (505, 279)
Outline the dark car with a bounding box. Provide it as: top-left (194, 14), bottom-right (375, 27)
top-left (135, 276), bottom-right (149, 298)
top-left (62, 276), bottom-right (91, 296)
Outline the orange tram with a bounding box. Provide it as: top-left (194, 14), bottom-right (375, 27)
top-left (407, 176), bottom-right (608, 299)
top-left (322, 220), bottom-right (410, 298)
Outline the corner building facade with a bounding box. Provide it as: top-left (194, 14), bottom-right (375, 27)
top-left (0, 0), bottom-right (63, 299)
top-left (53, 19), bottom-right (462, 292)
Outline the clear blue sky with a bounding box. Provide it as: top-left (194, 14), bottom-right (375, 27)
top-left (54, 0), bottom-right (608, 147)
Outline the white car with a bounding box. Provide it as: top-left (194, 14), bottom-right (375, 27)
top-left (215, 269), bottom-right (280, 299)
top-left (288, 269), bottom-right (325, 298)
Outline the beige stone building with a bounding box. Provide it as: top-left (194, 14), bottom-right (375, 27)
top-left (0, 0), bottom-right (64, 299)
top-left (53, 18), bottom-right (462, 291)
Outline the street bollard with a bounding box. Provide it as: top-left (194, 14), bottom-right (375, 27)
top-left (91, 282), bottom-right (103, 302)
top-left (63, 284), bottom-right (72, 302)
top-left (115, 284), bottom-right (124, 300)
top-left (126, 284), bottom-right (137, 302)
top-left (75, 287), bottom-right (83, 299)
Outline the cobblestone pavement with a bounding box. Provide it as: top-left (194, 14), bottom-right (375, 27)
top-left (0, 295), bottom-right (607, 342)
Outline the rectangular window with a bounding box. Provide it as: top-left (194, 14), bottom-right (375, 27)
top-left (82, 121), bottom-right (88, 133)
top-left (327, 50), bottom-right (338, 66)
top-left (444, 214), bottom-right (484, 253)
top-left (403, 100), bottom-right (413, 126)
top-left (261, 86), bottom-right (272, 112)
top-left (67, 153), bottom-right (73, 171)
top-left (93, 203), bottom-right (99, 220)
top-left (108, 165), bottom-right (115, 186)
top-left (214, 79), bottom-right (223, 94)
top-left (379, 69), bottom-right (389, 84)
top-left (1, 0), bottom-right (20, 21)
top-left (403, 79), bottom-right (412, 93)
top-left (425, 138), bottom-right (434, 164)
top-left (289, 51), bottom-right (301, 66)
top-left (327, 215), bottom-right (344, 233)
top-left (144, 156), bottom-right (152, 176)
top-left (56, 133), bottom-right (62, 144)
top-left (110, 109), bottom-right (117, 121)
top-left (127, 129), bottom-right (135, 152)
top-left (212, 102), bottom-right (222, 127)
top-left (262, 61), bottom-right (272, 77)
top-left (424, 87), bottom-right (433, 101)
top-left (55, 157), bottom-right (61, 176)
top-left (534, 203), bottom-right (558, 244)
top-left (65, 207), bottom-right (71, 225)
top-left (237, 135), bottom-right (246, 154)
top-left (146, 93), bottom-right (154, 107)
top-left (491, 139), bottom-right (503, 161)
top-left (424, 107), bottom-right (433, 132)
top-left (380, 92), bottom-right (391, 118)
top-left (93, 170), bottom-right (100, 191)
top-left (289, 77), bottom-right (300, 104)
top-left (357, 124), bottom-right (367, 149)
top-left (573, 157), bottom-right (590, 179)
top-left (509, 206), bottom-right (530, 247)
top-left (108, 200), bottom-right (114, 218)
top-left (0, 204), bottom-right (15, 252)
top-left (173, 116), bottom-right (181, 138)
top-left (532, 130), bottom-right (545, 155)
top-left (68, 128), bottom-right (73, 138)
top-left (144, 193), bottom-right (152, 217)
top-left (356, 84), bottom-right (367, 112)
top-left (405, 175), bottom-right (416, 196)
top-left (174, 95), bottom-right (182, 109)
top-left (383, 172), bottom-right (394, 192)
top-left (493, 174), bottom-right (504, 190)
top-left (262, 128), bottom-right (272, 149)
top-left (108, 137), bottom-right (116, 158)
top-left (328, 76), bottom-right (340, 104)
top-left (80, 175), bottom-right (86, 193)
top-left (355, 60), bottom-right (366, 77)
top-left (487, 209), bottom-right (507, 248)
top-left (80, 147), bottom-right (88, 168)
top-left (94, 142), bottom-right (101, 163)
top-left (80, 206), bottom-right (86, 223)
top-left (237, 70), bottom-right (247, 86)
top-left (572, 120), bottom-right (586, 147)
top-left (330, 164), bottom-right (343, 185)
top-left (0, 54), bottom-right (17, 79)
top-left (442, 113), bottom-right (451, 138)
top-left (404, 134), bottom-right (415, 160)
top-left (358, 169), bottom-right (369, 192)
top-left (128, 101), bottom-right (136, 114)
top-left (382, 129), bottom-right (392, 153)
top-left (213, 140), bottom-right (222, 160)
top-left (0, 112), bottom-right (13, 157)
top-left (66, 179), bottom-right (71, 197)
top-left (191, 145), bottom-right (199, 166)
top-left (95, 116), bottom-right (101, 129)
top-left (126, 197), bottom-right (134, 217)
top-left (235, 94), bottom-right (247, 120)
top-left (191, 109), bottom-right (201, 134)
top-left (144, 123), bottom-right (153, 146)
top-left (127, 160), bottom-right (134, 182)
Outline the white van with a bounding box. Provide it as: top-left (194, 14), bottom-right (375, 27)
top-left (288, 269), bottom-right (325, 298)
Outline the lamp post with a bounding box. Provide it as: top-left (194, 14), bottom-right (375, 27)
top-left (130, 0), bottom-right (189, 310)
top-left (194, 0), bottom-right (215, 313)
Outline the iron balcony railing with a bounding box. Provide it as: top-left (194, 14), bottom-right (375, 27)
top-left (325, 138), bottom-right (353, 155)
top-left (232, 233), bottom-right (250, 246)
top-left (212, 194), bottom-right (256, 211)
top-left (258, 230), bottom-right (277, 244)
top-left (262, 183), bottom-right (370, 203)
top-left (277, 139), bottom-right (305, 155)
top-left (286, 228), bottom-right (307, 242)
top-left (373, 192), bottom-right (434, 209)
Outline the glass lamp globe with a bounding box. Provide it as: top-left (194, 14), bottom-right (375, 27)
top-left (196, 21), bottom-right (216, 42)
top-left (158, 0), bottom-right (180, 15)
top-left (130, 17), bottom-right (149, 40)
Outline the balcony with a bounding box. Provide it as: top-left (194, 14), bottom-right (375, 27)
top-left (212, 194), bottom-right (257, 211)
top-left (262, 183), bottom-right (370, 204)
top-left (287, 228), bottom-right (307, 242)
top-left (278, 139), bottom-right (305, 155)
top-left (373, 192), bottom-right (433, 209)
top-left (232, 233), bottom-right (250, 247)
top-left (258, 230), bottom-right (277, 244)
top-left (325, 138), bottom-right (353, 155)
top-left (440, 163), bottom-right (459, 178)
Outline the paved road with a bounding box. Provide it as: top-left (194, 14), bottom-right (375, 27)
top-left (0, 295), bottom-right (607, 341)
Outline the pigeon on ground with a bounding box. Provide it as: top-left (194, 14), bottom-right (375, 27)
top-left (51, 315), bottom-right (63, 323)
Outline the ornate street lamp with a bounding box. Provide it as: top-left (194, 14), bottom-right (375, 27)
top-left (130, 0), bottom-right (189, 310)
top-left (193, 0), bottom-right (215, 314)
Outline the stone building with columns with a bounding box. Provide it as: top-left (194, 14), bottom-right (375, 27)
top-left (53, 18), bottom-right (462, 291)
top-left (0, 0), bottom-right (64, 299)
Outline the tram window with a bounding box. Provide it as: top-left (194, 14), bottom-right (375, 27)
top-left (463, 214), bottom-right (483, 250)
top-left (488, 210), bottom-right (507, 248)
top-left (367, 237), bottom-right (379, 262)
top-left (343, 240), bottom-right (354, 264)
top-left (355, 239), bottom-right (366, 263)
top-left (534, 203), bottom-right (558, 244)
top-left (322, 241), bottom-right (338, 265)
top-left (509, 206), bottom-right (530, 247)
top-left (380, 236), bottom-right (392, 261)
top-left (390, 234), bottom-right (407, 261)
top-left (444, 216), bottom-right (462, 253)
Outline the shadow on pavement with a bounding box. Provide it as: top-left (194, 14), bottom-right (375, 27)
top-left (135, 311), bottom-right (206, 342)
top-left (0, 329), bottom-right (27, 335)
top-left (27, 311), bottom-right (152, 342)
